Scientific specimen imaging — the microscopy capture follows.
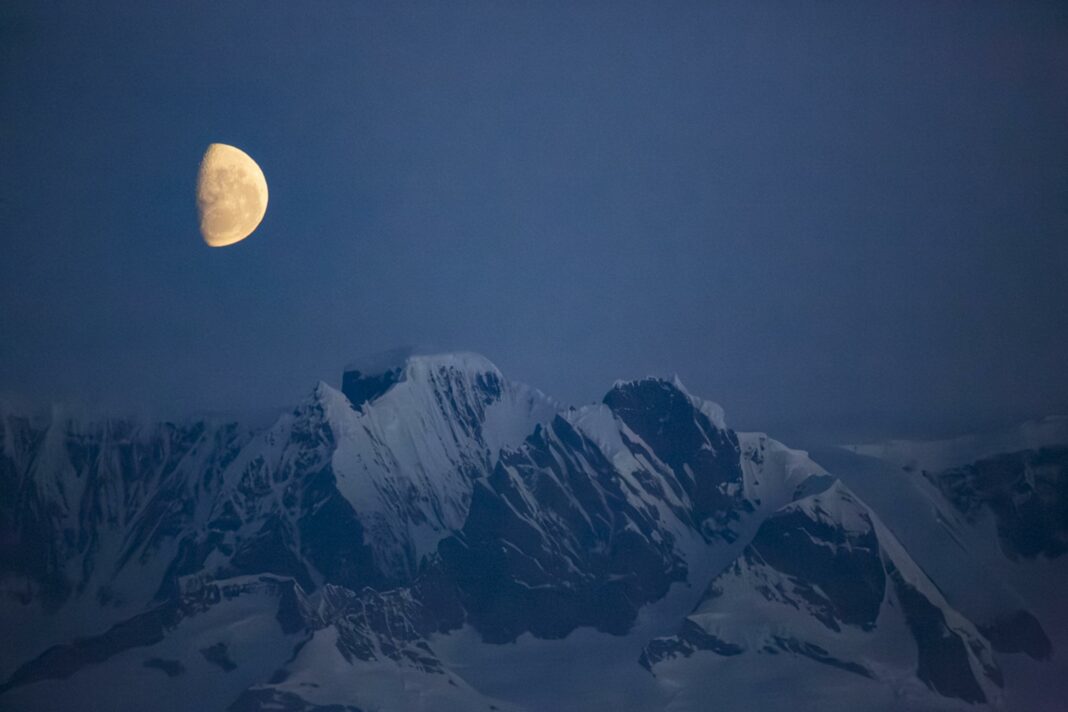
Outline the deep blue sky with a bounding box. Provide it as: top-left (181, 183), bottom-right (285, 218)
top-left (2, 1), bottom-right (1066, 440)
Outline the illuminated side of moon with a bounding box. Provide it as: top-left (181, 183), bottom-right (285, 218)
top-left (196, 143), bottom-right (269, 247)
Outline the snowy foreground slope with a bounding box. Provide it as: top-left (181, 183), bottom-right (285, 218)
top-left (0, 353), bottom-right (1063, 711)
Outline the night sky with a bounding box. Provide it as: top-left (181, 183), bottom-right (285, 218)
top-left (2, 1), bottom-right (1066, 441)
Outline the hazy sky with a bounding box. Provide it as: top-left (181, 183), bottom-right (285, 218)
top-left (2, 1), bottom-right (1066, 441)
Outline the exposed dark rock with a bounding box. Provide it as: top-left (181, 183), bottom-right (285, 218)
top-left (748, 497), bottom-right (885, 632)
top-left (640, 619), bottom-right (744, 669)
top-left (770, 636), bottom-right (873, 678)
top-left (0, 416), bottom-right (247, 613)
top-left (927, 447), bottom-right (1068, 560)
top-left (296, 467), bottom-right (383, 592)
top-left (230, 516), bottom-right (316, 591)
top-left (887, 561), bottom-right (989, 703)
top-left (200, 642), bottom-right (237, 672)
top-left (0, 598), bottom-right (181, 694)
top-left (312, 585), bottom-right (444, 673)
top-left (979, 609), bottom-right (1053, 660)
top-left (604, 379), bottom-right (745, 535)
top-left (0, 576), bottom-right (300, 694)
top-left (341, 367), bottom-right (402, 412)
top-left (436, 414), bottom-right (686, 643)
top-left (0, 360), bottom-right (1041, 711)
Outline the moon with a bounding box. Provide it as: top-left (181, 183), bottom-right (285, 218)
top-left (196, 143), bottom-right (268, 247)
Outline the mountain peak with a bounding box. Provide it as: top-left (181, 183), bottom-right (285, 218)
top-left (343, 348), bottom-right (501, 379)
top-left (341, 349), bottom-right (503, 411)
top-left (605, 375), bottom-right (727, 431)
top-left (2, 355), bottom-right (1060, 711)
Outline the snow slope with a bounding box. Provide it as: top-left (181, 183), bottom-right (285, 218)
top-left (2, 353), bottom-right (1060, 710)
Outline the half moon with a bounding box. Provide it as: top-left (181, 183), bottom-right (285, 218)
top-left (196, 143), bottom-right (269, 247)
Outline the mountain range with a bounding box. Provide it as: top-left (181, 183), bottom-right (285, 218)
top-left (1, 352), bottom-right (1064, 711)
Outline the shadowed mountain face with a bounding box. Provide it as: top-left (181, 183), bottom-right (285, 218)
top-left (436, 413), bottom-right (690, 643)
top-left (0, 353), bottom-right (1062, 711)
top-left (924, 447), bottom-right (1068, 560)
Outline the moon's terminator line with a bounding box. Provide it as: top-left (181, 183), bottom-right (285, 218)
top-left (196, 143), bottom-right (268, 247)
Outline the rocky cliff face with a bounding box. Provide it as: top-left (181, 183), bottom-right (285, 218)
top-left (0, 354), bottom-right (1061, 711)
top-left (925, 446), bottom-right (1068, 561)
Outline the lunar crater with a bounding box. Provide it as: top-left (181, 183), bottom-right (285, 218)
top-left (196, 143), bottom-right (268, 247)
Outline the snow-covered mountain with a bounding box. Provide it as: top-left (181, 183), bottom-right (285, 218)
top-left (0, 353), bottom-right (1062, 710)
top-left (825, 422), bottom-right (1068, 711)
top-left (642, 480), bottom-right (1003, 709)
